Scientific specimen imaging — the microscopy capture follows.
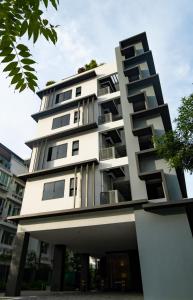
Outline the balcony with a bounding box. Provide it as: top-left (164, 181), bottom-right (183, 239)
top-left (100, 145), bottom-right (127, 161)
top-left (98, 113), bottom-right (122, 125)
top-left (100, 190), bottom-right (125, 205)
top-left (98, 73), bottom-right (119, 96)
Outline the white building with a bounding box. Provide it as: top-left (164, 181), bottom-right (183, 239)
top-left (6, 33), bottom-right (193, 300)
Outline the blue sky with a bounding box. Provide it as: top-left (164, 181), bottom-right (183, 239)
top-left (1, 0), bottom-right (193, 196)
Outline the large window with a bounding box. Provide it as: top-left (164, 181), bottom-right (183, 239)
top-left (52, 114), bottom-right (70, 129)
top-left (1, 231), bottom-right (14, 245)
top-left (55, 90), bottom-right (72, 104)
top-left (0, 170), bottom-right (11, 188)
top-left (42, 180), bottom-right (65, 200)
top-left (47, 143), bottom-right (68, 161)
top-left (69, 177), bottom-right (77, 196)
top-left (72, 141), bottom-right (79, 156)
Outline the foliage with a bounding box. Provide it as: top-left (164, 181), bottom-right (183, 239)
top-left (26, 250), bottom-right (38, 268)
top-left (154, 94), bottom-right (193, 173)
top-left (78, 59), bottom-right (99, 74)
top-left (46, 80), bottom-right (56, 86)
top-left (0, 0), bottom-right (59, 92)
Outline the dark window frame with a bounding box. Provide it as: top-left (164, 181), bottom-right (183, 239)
top-left (42, 180), bottom-right (65, 200)
top-left (69, 177), bottom-right (78, 196)
top-left (74, 111), bottom-right (80, 123)
top-left (52, 114), bottom-right (70, 129)
top-left (76, 86), bottom-right (81, 97)
top-left (55, 90), bottom-right (72, 104)
top-left (72, 140), bottom-right (79, 156)
top-left (47, 143), bottom-right (68, 161)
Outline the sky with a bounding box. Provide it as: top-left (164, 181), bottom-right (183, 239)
top-left (1, 0), bottom-right (193, 196)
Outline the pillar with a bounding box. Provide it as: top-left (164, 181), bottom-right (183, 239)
top-left (6, 231), bottom-right (30, 296)
top-left (135, 208), bottom-right (193, 300)
top-left (80, 253), bottom-right (89, 291)
top-left (100, 256), bottom-right (107, 290)
top-left (51, 245), bottom-right (66, 291)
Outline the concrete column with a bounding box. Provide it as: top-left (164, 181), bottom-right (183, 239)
top-left (80, 253), bottom-right (89, 291)
top-left (100, 256), bottom-right (107, 290)
top-left (6, 231), bottom-right (30, 296)
top-left (51, 245), bottom-right (66, 291)
top-left (135, 208), bottom-right (193, 300)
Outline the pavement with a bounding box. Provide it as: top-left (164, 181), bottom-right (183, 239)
top-left (0, 291), bottom-right (144, 300)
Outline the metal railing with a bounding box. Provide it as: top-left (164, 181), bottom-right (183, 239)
top-left (100, 147), bottom-right (115, 160)
top-left (100, 145), bottom-right (127, 160)
top-left (98, 113), bottom-right (122, 125)
top-left (100, 190), bottom-right (125, 205)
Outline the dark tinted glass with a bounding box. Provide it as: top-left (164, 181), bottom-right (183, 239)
top-left (57, 144), bottom-right (67, 159)
top-left (55, 90), bottom-right (72, 104)
top-left (42, 182), bottom-right (54, 200)
top-left (42, 180), bottom-right (65, 200)
top-left (52, 114), bottom-right (70, 129)
top-left (54, 180), bottom-right (65, 198)
top-left (76, 86), bottom-right (81, 97)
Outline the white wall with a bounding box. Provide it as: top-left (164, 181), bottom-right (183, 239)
top-left (21, 170), bottom-right (82, 215)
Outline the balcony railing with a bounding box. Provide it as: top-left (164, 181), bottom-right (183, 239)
top-left (98, 113), bottom-right (122, 125)
top-left (98, 83), bottom-right (120, 96)
top-left (100, 190), bottom-right (125, 205)
top-left (100, 145), bottom-right (127, 161)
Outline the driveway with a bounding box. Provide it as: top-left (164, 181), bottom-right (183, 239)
top-left (0, 291), bottom-right (144, 300)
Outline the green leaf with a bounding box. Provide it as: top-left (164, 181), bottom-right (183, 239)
top-left (43, 0), bottom-right (48, 8)
top-left (33, 26), bottom-right (39, 43)
top-left (24, 72), bottom-right (38, 80)
top-left (11, 73), bottom-right (22, 84)
top-left (23, 65), bottom-right (35, 71)
top-left (15, 78), bottom-right (25, 90)
top-left (19, 83), bottom-right (27, 93)
top-left (17, 44), bottom-right (29, 52)
top-left (1, 54), bottom-right (15, 63)
top-left (3, 61), bottom-right (17, 72)
top-left (20, 20), bottom-right (28, 37)
top-left (21, 58), bottom-right (36, 65)
top-left (0, 48), bottom-right (13, 56)
top-left (19, 51), bottom-right (31, 58)
top-left (43, 19), bottom-right (48, 26)
top-left (8, 67), bottom-right (20, 77)
top-left (28, 82), bottom-right (36, 92)
top-left (50, 0), bottom-right (58, 10)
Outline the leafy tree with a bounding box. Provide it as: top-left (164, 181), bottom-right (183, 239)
top-left (154, 94), bottom-right (193, 173)
top-left (46, 80), bottom-right (56, 86)
top-left (0, 0), bottom-right (59, 92)
top-left (78, 59), bottom-right (99, 74)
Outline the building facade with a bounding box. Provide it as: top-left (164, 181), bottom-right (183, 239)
top-left (0, 143), bottom-right (52, 288)
top-left (6, 33), bottom-right (193, 299)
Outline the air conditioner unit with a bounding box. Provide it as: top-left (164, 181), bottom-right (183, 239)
top-left (109, 190), bottom-right (119, 204)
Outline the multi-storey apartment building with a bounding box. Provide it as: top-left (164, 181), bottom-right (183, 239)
top-left (0, 143), bottom-right (26, 283)
top-left (6, 33), bottom-right (193, 300)
top-left (0, 143), bottom-right (52, 288)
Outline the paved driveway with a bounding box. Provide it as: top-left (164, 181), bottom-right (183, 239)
top-left (0, 291), bottom-right (144, 300)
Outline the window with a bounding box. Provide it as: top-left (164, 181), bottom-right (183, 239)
top-left (42, 180), bottom-right (65, 200)
top-left (146, 180), bottom-right (165, 200)
top-left (41, 241), bottom-right (49, 254)
top-left (52, 114), bottom-right (70, 129)
top-left (76, 86), bottom-right (81, 97)
top-left (47, 143), bottom-right (68, 161)
top-left (72, 141), bottom-right (79, 156)
top-left (69, 177), bottom-right (78, 196)
top-left (55, 90), bottom-right (72, 104)
top-left (1, 231), bottom-right (14, 245)
top-left (74, 111), bottom-right (80, 123)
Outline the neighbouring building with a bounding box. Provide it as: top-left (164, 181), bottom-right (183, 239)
top-left (0, 143), bottom-right (52, 289)
top-left (6, 33), bottom-right (193, 300)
